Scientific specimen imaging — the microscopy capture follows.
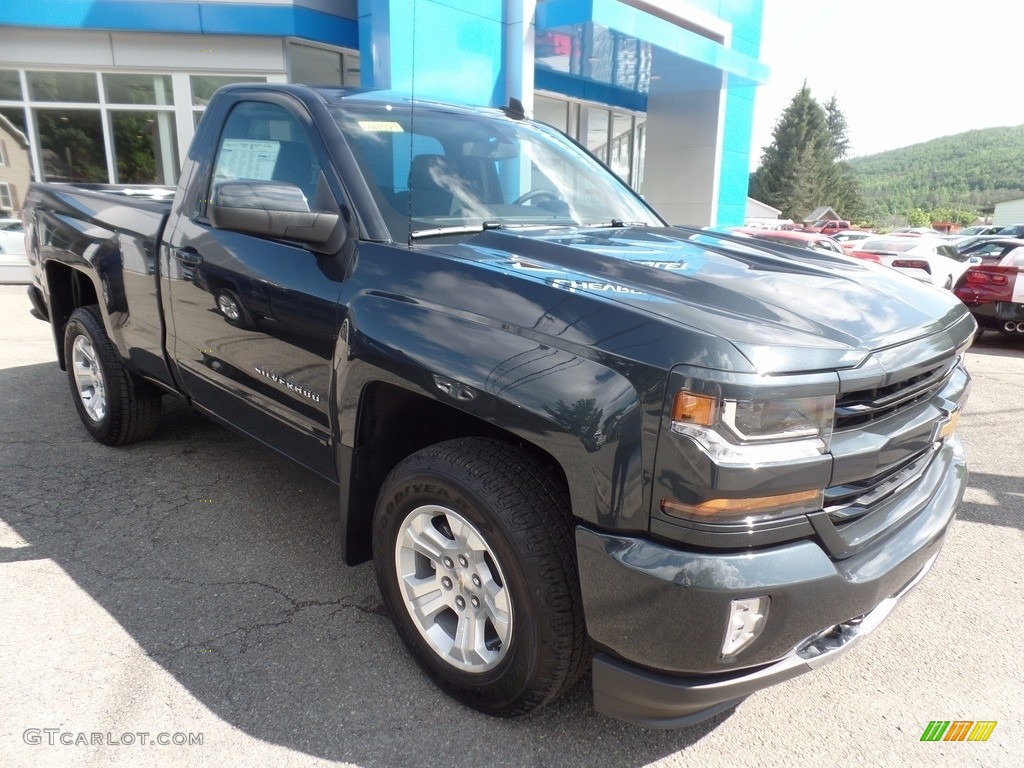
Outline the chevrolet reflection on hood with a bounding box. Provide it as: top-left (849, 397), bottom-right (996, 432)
top-left (255, 365), bottom-right (322, 403)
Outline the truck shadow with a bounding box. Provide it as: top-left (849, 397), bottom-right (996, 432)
top-left (0, 361), bottom-right (723, 766)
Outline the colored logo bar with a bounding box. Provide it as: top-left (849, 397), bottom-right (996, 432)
top-left (920, 721), bottom-right (997, 742)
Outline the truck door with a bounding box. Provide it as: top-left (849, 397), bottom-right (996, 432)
top-left (163, 96), bottom-right (346, 481)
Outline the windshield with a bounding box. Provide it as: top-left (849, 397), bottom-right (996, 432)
top-left (330, 102), bottom-right (661, 240)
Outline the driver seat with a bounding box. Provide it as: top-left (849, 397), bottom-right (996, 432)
top-left (407, 154), bottom-right (456, 216)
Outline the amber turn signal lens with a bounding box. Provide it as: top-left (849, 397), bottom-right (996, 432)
top-left (661, 488), bottom-right (824, 519)
top-left (672, 391), bottom-right (717, 426)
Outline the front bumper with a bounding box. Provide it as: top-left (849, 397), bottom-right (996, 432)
top-left (579, 436), bottom-right (966, 728)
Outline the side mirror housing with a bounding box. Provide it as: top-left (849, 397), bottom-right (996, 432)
top-left (209, 180), bottom-right (343, 248)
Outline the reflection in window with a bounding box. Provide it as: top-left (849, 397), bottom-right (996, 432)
top-left (28, 72), bottom-right (99, 103)
top-left (35, 109), bottom-right (107, 182)
top-left (104, 74), bottom-right (174, 105)
top-left (111, 110), bottom-right (179, 184)
top-left (0, 106), bottom-right (27, 135)
top-left (0, 70), bottom-right (22, 100)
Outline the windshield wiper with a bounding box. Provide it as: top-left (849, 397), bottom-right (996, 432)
top-left (409, 221), bottom-right (504, 240)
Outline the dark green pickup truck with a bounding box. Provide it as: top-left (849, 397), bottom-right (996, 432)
top-left (23, 83), bottom-right (974, 728)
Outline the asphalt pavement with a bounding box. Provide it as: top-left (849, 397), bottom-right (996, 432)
top-left (1, 284), bottom-right (1021, 767)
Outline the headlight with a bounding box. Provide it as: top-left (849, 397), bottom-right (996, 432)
top-left (670, 390), bottom-right (834, 466)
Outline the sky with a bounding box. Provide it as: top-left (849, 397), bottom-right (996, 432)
top-left (750, 1), bottom-right (1024, 169)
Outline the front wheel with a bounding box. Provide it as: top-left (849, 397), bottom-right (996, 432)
top-left (64, 305), bottom-right (162, 445)
top-left (373, 437), bottom-right (588, 717)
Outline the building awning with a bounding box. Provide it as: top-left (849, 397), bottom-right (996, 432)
top-left (537, 0), bottom-right (769, 92)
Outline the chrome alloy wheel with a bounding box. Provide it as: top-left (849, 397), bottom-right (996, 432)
top-left (71, 334), bottom-right (107, 423)
top-left (217, 293), bottom-right (241, 321)
top-left (394, 505), bottom-right (513, 673)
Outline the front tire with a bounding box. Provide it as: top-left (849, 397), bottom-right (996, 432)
top-left (373, 437), bottom-right (588, 717)
top-left (64, 305), bottom-right (162, 445)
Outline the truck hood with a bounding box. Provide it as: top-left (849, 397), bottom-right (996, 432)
top-left (438, 226), bottom-right (973, 373)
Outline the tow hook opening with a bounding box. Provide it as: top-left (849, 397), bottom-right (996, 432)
top-left (797, 615), bottom-right (865, 661)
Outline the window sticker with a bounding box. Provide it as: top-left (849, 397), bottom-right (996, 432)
top-left (358, 121), bottom-right (404, 133)
top-left (214, 139), bottom-right (280, 182)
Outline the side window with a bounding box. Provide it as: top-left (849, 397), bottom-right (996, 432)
top-left (209, 101), bottom-right (321, 210)
top-left (938, 245), bottom-right (963, 261)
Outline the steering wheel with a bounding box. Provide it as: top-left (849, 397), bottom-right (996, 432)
top-left (513, 189), bottom-right (562, 206)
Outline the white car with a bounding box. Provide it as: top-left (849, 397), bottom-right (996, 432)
top-left (0, 217), bottom-right (30, 284)
top-left (850, 236), bottom-right (974, 289)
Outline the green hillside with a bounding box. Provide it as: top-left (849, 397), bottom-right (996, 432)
top-left (848, 125), bottom-right (1024, 219)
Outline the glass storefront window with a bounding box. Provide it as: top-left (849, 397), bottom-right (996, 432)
top-left (0, 106), bottom-right (27, 135)
top-left (534, 95), bottom-right (569, 133)
top-left (633, 120), bottom-right (647, 192)
top-left (583, 106), bottom-right (609, 163)
top-left (111, 110), bottom-right (179, 184)
top-left (289, 43), bottom-right (344, 86)
top-left (35, 108), bottom-right (107, 182)
top-left (190, 75), bottom-right (265, 106)
top-left (103, 74), bottom-right (174, 105)
top-left (0, 70), bottom-right (22, 100)
top-left (28, 72), bottom-right (99, 103)
top-left (610, 112), bottom-right (633, 183)
top-left (534, 92), bottom-right (646, 194)
top-left (343, 53), bottom-right (361, 86)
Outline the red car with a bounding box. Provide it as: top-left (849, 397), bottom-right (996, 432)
top-left (954, 246), bottom-right (1024, 338)
top-left (731, 228), bottom-right (846, 255)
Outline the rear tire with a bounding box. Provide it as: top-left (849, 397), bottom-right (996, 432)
top-left (373, 437), bottom-right (588, 717)
top-left (64, 305), bottom-right (162, 446)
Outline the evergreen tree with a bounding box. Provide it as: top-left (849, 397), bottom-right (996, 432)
top-left (750, 84), bottom-right (863, 222)
top-left (824, 96), bottom-right (850, 159)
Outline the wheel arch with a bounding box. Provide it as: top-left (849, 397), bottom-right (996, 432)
top-left (337, 379), bottom-right (576, 565)
top-left (45, 261), bottom-right (101, 370)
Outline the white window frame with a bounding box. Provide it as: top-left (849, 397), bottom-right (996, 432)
top-left (0, 182), bottom-right (13, 212)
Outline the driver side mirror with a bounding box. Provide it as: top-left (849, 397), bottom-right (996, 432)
top-left (209, 180), bottom-right (343, 248)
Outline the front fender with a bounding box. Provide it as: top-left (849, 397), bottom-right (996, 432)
top-left (337, 290), bottom-right (663, 531)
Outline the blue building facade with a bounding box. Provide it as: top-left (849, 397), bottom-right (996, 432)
top-left (0, 0), bottom-right (767, 226)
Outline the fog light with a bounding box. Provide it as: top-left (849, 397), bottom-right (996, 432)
top-left (722, 597), bottom-right (769, 657)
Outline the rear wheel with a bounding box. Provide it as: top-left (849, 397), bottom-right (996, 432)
top-left (373, 437), bottom-right (588, 717)
top-left (64, 305), bottom-right (162, 445)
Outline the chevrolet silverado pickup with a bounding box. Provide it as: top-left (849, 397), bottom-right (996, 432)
top-left (23, 83), bottom-right (974, 728)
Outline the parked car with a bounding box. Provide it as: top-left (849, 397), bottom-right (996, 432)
top-left (803, 219), bottom-right (850, 236)
top-left (849, 236), bottom-right (973, 288)
top-left (829, 229), bottom-right (874, 253)
top-left (0, 217), bottom-right (29, 284)
top-left (956, 237), bottom-right (1024, 263)
top-left (954, 246), bottom-right (1024, 338)
top-left (731, 227), bottom-right (846, 254)
top-left (0, 217), bottom-right (25, 253)
top-left (995, 224), bottom-right (1024, 237)
top-left (891, 227), bottom-right (942, 236)
top-left (955, 225), bottom-right (1000, 237)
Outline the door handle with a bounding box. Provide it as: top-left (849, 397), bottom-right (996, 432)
top-left (173, 247), bottom-right (203, 268)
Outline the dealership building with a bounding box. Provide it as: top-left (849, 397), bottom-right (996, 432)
top-left (0, 1), bottom-right (768, 226)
